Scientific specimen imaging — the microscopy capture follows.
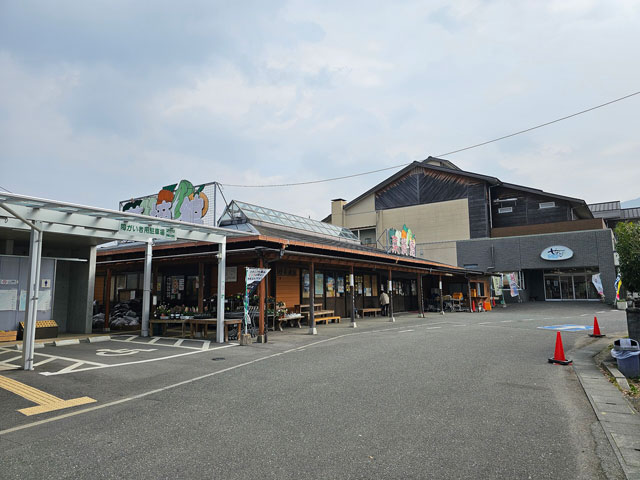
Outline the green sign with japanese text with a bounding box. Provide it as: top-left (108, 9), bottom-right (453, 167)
top-left (119, 222), bottom-right (176, 240)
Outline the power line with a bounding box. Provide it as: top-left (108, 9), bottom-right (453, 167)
top-left (0, 185), bottom-right (12, 193)
top-left (220, 89), bottom-right (640, 188)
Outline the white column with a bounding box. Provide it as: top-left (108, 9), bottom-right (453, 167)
top-left (22, 223), bottom-right (43, 371)
top-left (141, 241), bottom-right (152, 337)
top-left (216, 239), bottom-right (226, 343)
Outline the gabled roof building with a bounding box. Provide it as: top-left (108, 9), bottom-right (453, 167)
top-left (327, 157), bottom-right (618, 303)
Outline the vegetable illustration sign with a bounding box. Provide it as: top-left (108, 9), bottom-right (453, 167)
top-left (389, 225), bottom-right (416, 257)
top-left (122, 180), bottom-right (209, 224)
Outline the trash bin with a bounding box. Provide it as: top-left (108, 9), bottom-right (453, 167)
top-left (611, 339), bottom-right (640, 378)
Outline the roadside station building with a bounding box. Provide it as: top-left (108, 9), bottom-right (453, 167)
top-left (0, 192), bottom-right (243, 369)
top-left (95, 200), bottom-right (488, 338)
top-left (327, 157), bottom-right (618, 303)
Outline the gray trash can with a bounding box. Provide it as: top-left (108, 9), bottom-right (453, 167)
top-left (611, 339), bottom-right (640, 378)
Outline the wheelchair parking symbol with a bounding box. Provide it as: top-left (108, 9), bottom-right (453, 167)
top-left (96, 348), bottom-right (157, 356)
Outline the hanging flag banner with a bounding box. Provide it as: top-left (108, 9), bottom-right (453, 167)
top-left (492, 276), bottom-right (503, 296)
top-left (592, 273), bottom-right (604, 297)
top-left (243, 268), bottom-right (271, 334)
top-left (615, 274), bottom-right (622, 301)
top-left (508, 273), bottom-right (519, 297)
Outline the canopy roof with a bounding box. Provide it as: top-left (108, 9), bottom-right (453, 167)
top-left (0, 192), bottom-right (248, 245)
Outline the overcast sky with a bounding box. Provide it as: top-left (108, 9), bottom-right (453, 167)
top-left (1, 1), bottom-right (639, 220)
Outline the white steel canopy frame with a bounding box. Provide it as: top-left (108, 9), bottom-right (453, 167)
top-left (0, 192), bottom-right (247, 370)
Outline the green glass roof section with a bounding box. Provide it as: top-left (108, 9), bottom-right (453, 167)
top-left (225, 200), bottom-right (360, 241)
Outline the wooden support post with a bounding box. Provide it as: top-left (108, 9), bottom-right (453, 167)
top-left (104, 268), bottom-right (112, 332)
top-left (439, 275), bottom-right (444, 315)
top-left (388, 268), bottom-right (395, 322)
top-left (258, 257), bottom-right (266, 342)
top-left (350, 265), bottom-right (356, 328)
top-left (151, 267), bottom-right (158, 319)
top-left (308, 262), bottom-right (316, 334)
top-left (198, 262), bottom-right (204, 314)
top-left (417, 272), bottom-right (424, 318)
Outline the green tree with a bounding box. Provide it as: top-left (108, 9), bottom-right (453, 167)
top-left (615, 221), bottom-right (640, 304)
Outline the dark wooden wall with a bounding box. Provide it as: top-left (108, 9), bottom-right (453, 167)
top-left (374, 167), bottom-right (490, 239)
top-left (490, 187), bottom-right (572, 228)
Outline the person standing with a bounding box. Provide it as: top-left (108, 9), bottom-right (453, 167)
top-left (380, 289), bottom-right (390, 316)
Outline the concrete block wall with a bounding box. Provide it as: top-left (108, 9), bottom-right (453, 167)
top-left (456, 229), bottom-right (617, 303)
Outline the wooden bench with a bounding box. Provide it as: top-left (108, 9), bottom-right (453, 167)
top-left (276, 314), bottom-right (303, 331)
top-left (360, 308), bottom-right (382, 317)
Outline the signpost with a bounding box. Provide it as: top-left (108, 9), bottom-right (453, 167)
top-left (244, 268), bottom-right (271, 336)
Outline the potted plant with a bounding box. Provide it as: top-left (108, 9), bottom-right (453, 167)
top-left (615, 222), bottom-right (640, 341)
top-left (156, 305), bottom-right (170, 320)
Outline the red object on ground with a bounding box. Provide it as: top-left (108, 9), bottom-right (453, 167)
top-left (589, 316), bottom-right (605, 337)
top-left (471, 300), bottom-right (476, 312)
top-left (548, 332), bottom-right (572, 365)
top-left (491, 297), bottom-right (496, 307)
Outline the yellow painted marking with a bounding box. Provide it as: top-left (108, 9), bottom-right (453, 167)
top-left (0, 375), bottom-right (96, 416)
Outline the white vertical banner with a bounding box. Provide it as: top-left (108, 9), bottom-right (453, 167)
top-left (508, 273), bottom-right (519, 297)
top-left (244, 268), bottom-right (271, 334)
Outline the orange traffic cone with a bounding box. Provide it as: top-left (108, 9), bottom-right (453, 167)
top-left (548, 332), bottom-right (572, 365)
top-left (589, 316), bottom-right (605, 338)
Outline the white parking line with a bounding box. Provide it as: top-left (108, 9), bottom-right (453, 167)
top-left (39, 344), bottom-right (235, 376)
top-left (478, 322), bottom-right (492, 325)
top-left (148, 338), bottom-right (160, 344)
top-left (174, 339), bottom-right (184, 347)
top-left (500, 320), bottom-right (512, 323)
top-left (110, 337), bottom-right (205, 351)
top-left (426, 327), bottom-right (442, 330)
top-left (32, 357), bottom-right (57, 367)
top-left (398, 330), bottom-right (414, 333)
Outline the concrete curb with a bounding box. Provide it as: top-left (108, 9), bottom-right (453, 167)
top-left (88, 336), bottom-right (111, 344)
top-left (603, 361), bottom-right (631, 392)
top-left (54, 339), bottom-right (80, 347)
top-left (573, 339), bottom-right (640, 480)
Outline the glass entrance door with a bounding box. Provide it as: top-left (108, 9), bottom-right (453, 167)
top-left (560, 276), bottom-right (575, 300)
top-left (545, 276), bottom-right (561, 300)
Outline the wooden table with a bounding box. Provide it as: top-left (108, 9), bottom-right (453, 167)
top-left (149, 318), bottom-right (187, 337)
top-left (187, 318), bottom-right (243, 342)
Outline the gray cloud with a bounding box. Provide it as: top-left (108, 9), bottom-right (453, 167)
top-left (1, 0), bottom-right (639, 219)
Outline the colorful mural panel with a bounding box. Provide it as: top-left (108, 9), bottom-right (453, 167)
top-left (122, 180), bottom-right (209, 225)
top-left (388, 225), bottom-right (416, 257)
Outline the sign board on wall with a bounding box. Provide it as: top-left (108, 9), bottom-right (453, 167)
top-left (120, 179), bottom-right (212, 225)
top-left (389, 225), bottom-right (416, 257)
top-left (540, 246), bottom-right (574, 261)
top-left (225, 266), bottom-right (237, 283)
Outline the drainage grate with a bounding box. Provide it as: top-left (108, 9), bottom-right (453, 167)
top-left (211, 357), bottom-right (225, 361)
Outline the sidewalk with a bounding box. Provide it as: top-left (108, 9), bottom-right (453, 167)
top-left (573, 338), bottom-right (640, 480)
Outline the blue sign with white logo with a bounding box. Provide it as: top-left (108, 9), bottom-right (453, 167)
top-left (538, 324), bottom-right (592, 332)
top-left (541, 246), bottom-right (574, 261)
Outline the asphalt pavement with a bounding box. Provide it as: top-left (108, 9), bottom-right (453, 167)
top-left (0, 302), bottom-right (633, 479)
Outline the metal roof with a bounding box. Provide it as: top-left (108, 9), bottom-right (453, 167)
top-left (219, 200), bottom-right (360, 242)
top-left (622, 208), bottom-right (640, 220)
top-left (588, 201), bottom-right (621, 212)
top-left (0, 192), bottom-right (248, 244)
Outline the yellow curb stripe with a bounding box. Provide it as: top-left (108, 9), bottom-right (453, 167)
top-left (18, 397), bottom-right (97, 416)
top-left (0, 375), bottom-right (96, 416)
top-left (0, 375), bottom-right (62, 404)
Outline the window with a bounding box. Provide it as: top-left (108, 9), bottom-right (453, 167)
top-left (498, 207), bottom-right (513, 214)
top-left (539, 202), bottom-right (556, 209)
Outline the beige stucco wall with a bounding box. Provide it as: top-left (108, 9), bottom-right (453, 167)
top-left (416, 241), bottom-right (458, 266)
top-left (340, 194), bottom-right (376, 229)
top-left (378, 199), bottom-right (471, 244)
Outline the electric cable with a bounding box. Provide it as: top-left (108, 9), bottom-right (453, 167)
top-left (220, 90), bottom-right (640, 188)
